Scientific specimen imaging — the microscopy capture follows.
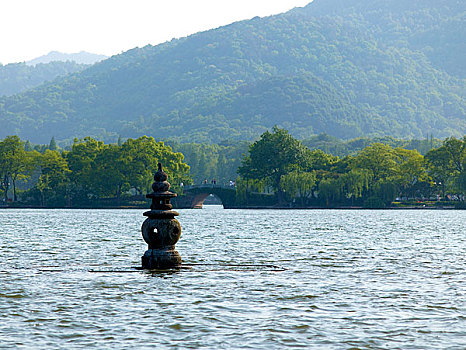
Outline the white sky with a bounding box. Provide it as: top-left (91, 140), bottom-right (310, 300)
top-left (0, 0), bottom-right (311, 64)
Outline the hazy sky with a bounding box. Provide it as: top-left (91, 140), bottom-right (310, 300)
top-left (0, 0), bottom-right (311, 64)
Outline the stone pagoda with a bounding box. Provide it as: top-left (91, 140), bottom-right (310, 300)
top-left (141, 163), bottom-right (182, 269)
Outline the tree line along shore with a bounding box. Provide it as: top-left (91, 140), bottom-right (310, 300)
top-left (1, 130), bottom-right (465, 209)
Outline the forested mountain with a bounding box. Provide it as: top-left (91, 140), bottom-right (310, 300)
top-left (26, 51), bottom-right (108, 66)
top-left (0, 0), bottom-right (464, 143)
top-left (0, 61), bottom-right (87, 97)
top-left (307, 0), bottom-right (465, 78)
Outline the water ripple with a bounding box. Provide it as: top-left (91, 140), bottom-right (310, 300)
top-left (0, 207), bottom-right (465, 349)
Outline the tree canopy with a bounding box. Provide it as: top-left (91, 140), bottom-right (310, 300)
top-left (238, 127), bottom-right (309, 197)
top-left (0, 135), bottom-right (190, 207)
top-left (237, 128), bottom-right (466, 208)
top-left (0, 61), bottom-right (87, 97)
top-left (1, 132), bottom-right (465, 208)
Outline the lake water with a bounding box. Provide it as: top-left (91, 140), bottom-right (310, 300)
top-left (0, 206), bottom-right (465, 349)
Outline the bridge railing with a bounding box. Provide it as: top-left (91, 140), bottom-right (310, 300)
top-left (183, 184), bottom-right (235, 191)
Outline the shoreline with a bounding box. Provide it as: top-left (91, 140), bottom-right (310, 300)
top-left (0, 204), bottom-right (461, 210)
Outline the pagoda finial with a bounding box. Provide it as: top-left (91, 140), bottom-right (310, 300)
top-left (154, 162), bottom-right (168, 184)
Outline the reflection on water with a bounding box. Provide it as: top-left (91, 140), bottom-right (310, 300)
top-left (0, 206), bottom-right (465, 349)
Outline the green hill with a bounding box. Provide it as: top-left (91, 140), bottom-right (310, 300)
top-left (0, 0), bottom-right (464, 143)
top-left (0, 61), bottom-right (87, 97)
top-left (26, 51), bottom-right (107, 66)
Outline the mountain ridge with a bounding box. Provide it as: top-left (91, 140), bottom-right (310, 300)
top-left (0, 61), bottom-right (88, 97)
top-left (0, 0), bottom-right (464, 143)
top-left (26, 51), bottom-right (108, 66)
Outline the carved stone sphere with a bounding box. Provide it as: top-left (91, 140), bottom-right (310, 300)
top-left (142, 218), bottom-right (181, 249)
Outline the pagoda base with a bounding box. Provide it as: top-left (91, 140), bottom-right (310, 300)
top-left (141, 247), bottom-right (182, 269)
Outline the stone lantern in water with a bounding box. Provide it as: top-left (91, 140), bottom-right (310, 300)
top-left (141, 163), bottom-right (182, 269)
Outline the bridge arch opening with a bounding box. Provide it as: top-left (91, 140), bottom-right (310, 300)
top-left (181, 185), bottom-right (236, 209)
top-left (191, 193), bottom-right (224, 209)
top-left (203, 194), bottom-right (223, 206)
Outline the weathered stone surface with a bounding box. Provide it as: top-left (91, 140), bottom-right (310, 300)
top-left (141, 248), bottom-right (182, 269)
top-left (152, 180), bottom-right (170, 193)
top-left (142, 218), bottom-right (181, 248)
top-left (143, 209), bottom-right (179, 218)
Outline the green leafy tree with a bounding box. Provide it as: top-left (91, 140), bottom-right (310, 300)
top-left (338, 169), bottom-right (371, 203)
top-left (171, 140), bottom-right (249, 185)
top-left (91, 144), bottom-right (129, 200)
top-left (24, 141), bottom-right (33, 152)
top-left (0, 153), bottom-right (8, 203)
top-left (235, 177), bottom-right (268, 205)
top-left (456, 160), bottom-right (466, 195)
top-left (120, 136), bottom-right (190, 195)
top-left (65, 137), bottom-right (107, 203)
top-left (0, 135), bottom-right (34, 202)
top-left (317, 177), bottom-right (342, 206)
top-left (280, 170), bottom-right (316, 205)
top-left (393, 148), bottom-right (427, 198)
top-left (351, 143), bottom-right (397, 183)
top-left (348, 143), bottom-right (401, 204)
top-left (49, 137), bottom-right (58, 151)
top-left (36, 149), bottom-right (70, 206)
top-left (305, 149), bottom-right (338, 171)
top-left (238, 127), bottom-right (308, 202)
top-left (425, 136), bottom-right (466, 196)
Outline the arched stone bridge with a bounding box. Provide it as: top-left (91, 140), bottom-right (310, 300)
top-left (176, 185), bottom-right (237, 209)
